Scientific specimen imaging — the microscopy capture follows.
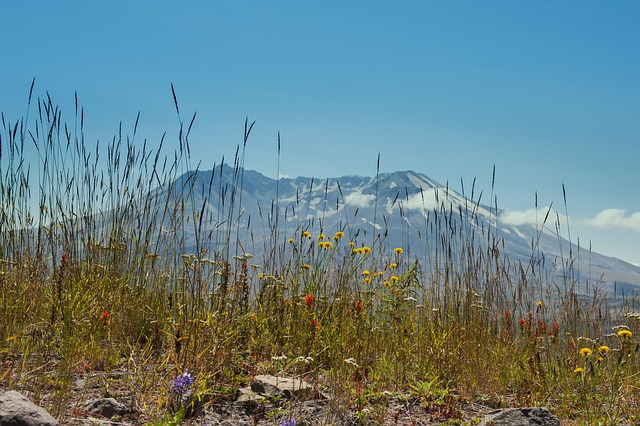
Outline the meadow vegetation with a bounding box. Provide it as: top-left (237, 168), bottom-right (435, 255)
top-left (1, 87), bottom-right (639, 424)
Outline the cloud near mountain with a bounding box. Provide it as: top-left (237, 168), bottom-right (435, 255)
top-left (499, 207), bottom-right (556, 226)
top-left (585, 209), bottom-right (640, 233)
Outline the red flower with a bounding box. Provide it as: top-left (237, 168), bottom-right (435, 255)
top-left (310, 318), bottom-right (320, 331)
top-left (304, 294), bottom-right (315, 309)
top-left (354, 300), bottom-right (364, 315)
top-left (100, 311), bottom-right (111, 326)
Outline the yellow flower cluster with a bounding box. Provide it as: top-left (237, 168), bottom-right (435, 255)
top-left (618, 329), bottom-right (633, 338)
top-left (319, 241), bottom-right (333, 249)
top-left (353, 246), bottom-right (372, 255)
top-left (579, 348), bottom-right (592, 357)
top-left (334, 231), bottom-right (345, 240)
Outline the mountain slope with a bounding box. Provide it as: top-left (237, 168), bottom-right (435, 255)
top-left (160, 165), bottom-right (640, 296)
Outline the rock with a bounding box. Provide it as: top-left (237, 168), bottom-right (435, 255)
top-left (0, 390), bottom-right (59, 426)
top-left (251, 375), bottom-right (324, 402)
top-left (84, 397), bottom-right (129, 418)
top-left (235, 387), bottom-right (264, 415)
top-left (482, 407), bottom-right (560, 426)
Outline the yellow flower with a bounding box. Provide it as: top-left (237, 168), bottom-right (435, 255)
top-left (394, 247), bottom-right (403, 255)
top-left (362, 270), bottom-right (370, 276)
top-left (389, 263), bottom-right (397, 270)
top-left (618, 329), bottom-right (633, 339)
top-left (348, 241), bottom-right (355, 248)
top-left (579, 348), bottom-right (592, 357)
top-left (363, 277), bottom-right (371, 284)
top-left (318, 233), bottom-right (326, 240)
top-left (302, 231), bottom-right (311, 238)
top-left (573, 367), bottom-right (584, 374)
top-left (334, 231), bottom-right (345, 240)
top-left (383, 281), bottom-right (391, 288)
top-left (352, 247), bottom-right (362, 254)
top-left (536, 301), bottom-right (544, 308)
top-left (598, 345), bottom-right (610, 355)
top-left (390, 276), bottom-right (399, 283)
top-left (258, 273), bottom-right (265, 279)
top-left (377, 271), bottom-right (384, 277)
top-left (320, 241), bottom-right (333, 249)
top-left (362, 247), bottom-right (371, 254)
top-left (287, 238), bottom-right (294, 244)
top-left (302, 264), bottom-right (311, 270)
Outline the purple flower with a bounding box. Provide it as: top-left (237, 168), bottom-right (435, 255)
top-left (279, 419), bottom-right (296, 426)
top-left (173, 371), bottom-right (194, 392)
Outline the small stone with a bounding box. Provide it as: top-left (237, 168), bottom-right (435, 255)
top-left (84, 397), bottom-right (129, 418)
top-left (482, 407), bottom-right (560, 426)
top-left (0, 390), bottom-right (59, 426)
top-left (251, 375), bottom-right (323, 401)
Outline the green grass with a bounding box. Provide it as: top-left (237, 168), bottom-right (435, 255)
top-left (1, 87), bottom-right (639, 425)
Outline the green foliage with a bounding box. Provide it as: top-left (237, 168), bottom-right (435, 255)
top-left (1, 90), bottom-right (639, 424)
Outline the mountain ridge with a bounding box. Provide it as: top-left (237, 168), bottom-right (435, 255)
top-left (164, 164), bottom-right (640, 297)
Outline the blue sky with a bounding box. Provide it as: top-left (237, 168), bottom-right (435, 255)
top-left (1, 1), bottom-right (639, 264)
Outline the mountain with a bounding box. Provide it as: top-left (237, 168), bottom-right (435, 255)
top-left (158, 164), bottom-right (640, 297)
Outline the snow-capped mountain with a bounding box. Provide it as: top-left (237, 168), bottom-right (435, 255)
top-left (159, 164), bottom-right (640, 296)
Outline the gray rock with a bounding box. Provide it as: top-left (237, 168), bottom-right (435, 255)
top-left (482, 407), bottom-right (560, 426)
top-left (84, 397), bottom-right (129, 418)
top-left (251, 375), bottom-right (324, 401)
top-left (0, 390), bottom-right (59, 426)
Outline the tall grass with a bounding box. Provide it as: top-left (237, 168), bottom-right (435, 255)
top-left (1, 88), bottom-right (639, 425)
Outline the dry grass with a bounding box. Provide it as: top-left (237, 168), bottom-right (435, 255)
top-left (1, 86), bottom-right (639, 425)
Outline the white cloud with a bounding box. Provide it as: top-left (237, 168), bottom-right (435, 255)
top-left (344, 192), bottom-right (376, 208)
top-left (499, 207), bottom-right (555, 226)
top-left (585, 209), bottom-right (640, 233)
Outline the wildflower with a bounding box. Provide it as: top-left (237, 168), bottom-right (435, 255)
top-left (394, 247), bottom-right (403, 255)
top-left (579, 348), bottom-right (592, 357)
top-left (389, 263), bottom-right (397, 269)
top-left (598, 345), bottom-right (610, 354)
top-left (321, 241), bottom-right (333, 249)
top-left (334, 231), bottom-right (344, 240)
top-left (287, 238), bottom-right (295, 244)
top-left (302, 263), bottom-right (311, 270)
top-left (349, 241), bottom-right (355, 247)
top-left (618, 329), bottom-right (633, 339)
top-left (100, 311), bottom-right (111, 326)
top-left (362, 247), bottom-right (371, 254)
top-left (383, 281), bottom-right (391, 288)
top-left (536, 301), bottom-right (544, 308)
top-left (302, 231), bottom-right (311, 238)
top-left (344, 358), bottom-right (360, 368)
top-left (173, 371), bottom-right (194, 392)
top-left (279, 419), bottom-right (296, 426)
top-left (304, 294), bottom-right (315, 309)
top-left (258, 273), bottom-right (265, 279)
top-left (318, 233), bottom-right (326, 240)
top-left (310, 318), bottom-right (320, 331)
top-left (352, 247), bottom-right (362, 254)
top-left (363, 277), bottom-right (371, 284)
top-left (271, 355), bottom-right (288, 361)
top-left (390, 276), bottom-right (399, 283)
top-left (354, 300), bottom-right (364, 315)
top-left (573, 367), bottom-right (584, 374)
top-left (362, 270), bottom-right (371, 276)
